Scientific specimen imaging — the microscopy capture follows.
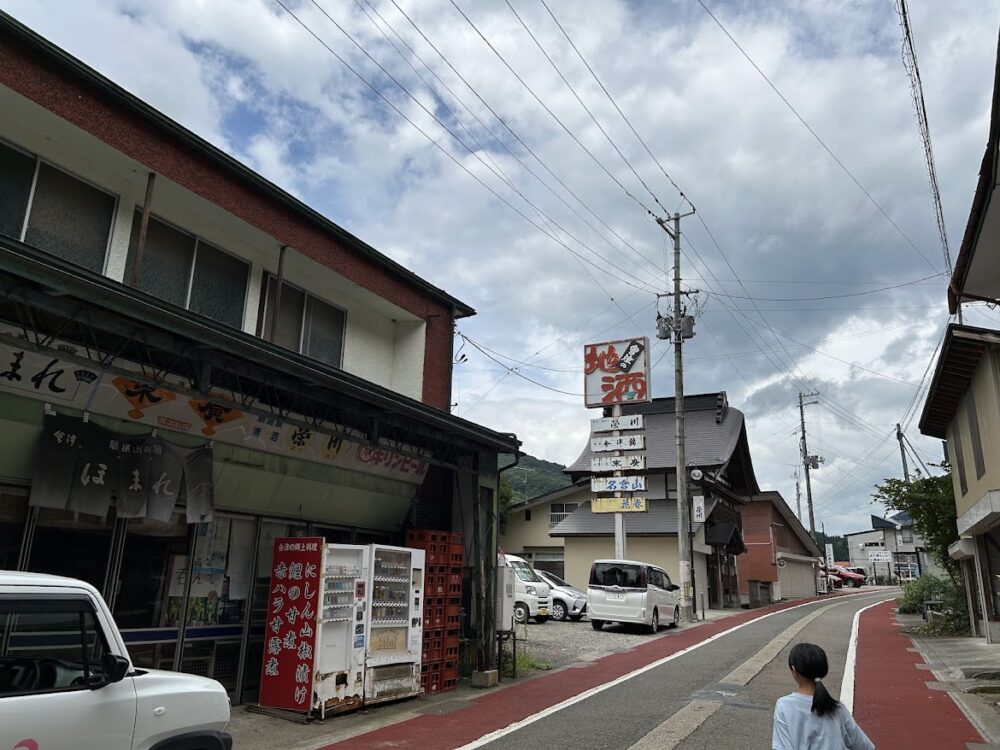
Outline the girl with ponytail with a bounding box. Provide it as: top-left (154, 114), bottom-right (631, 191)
top-left (772, 642), bottom-right (875, 749)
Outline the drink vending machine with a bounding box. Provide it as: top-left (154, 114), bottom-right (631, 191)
top-left (259, 538), bottom-right (425, 718)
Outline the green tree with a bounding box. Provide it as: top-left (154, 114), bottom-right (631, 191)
top-left (872, 474), bottom-right (959, 581)
top-left (498, 476), bottom-right (515, 536)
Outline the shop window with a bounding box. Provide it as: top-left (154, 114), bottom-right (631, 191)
top-left (951, 425), bottom-right (968, 496)
top-left (27, 507), bottom-right (115, 593)
top-left (550, 503), bottom-right (579, 528)
top-left (0, 600), bottom-right (107, 697)
top-left (967, 390), bottom-right (986, 480)
top-left (0, 490), bottom-right (28, 570)
top-left (0, 139), bottom-right (35, 238)
top-left (262, 275), bottom-right (345, 368)
top-left (23, 162), bottom-right (115, 273)
top-left (125, 212), bottom-right (249, 329)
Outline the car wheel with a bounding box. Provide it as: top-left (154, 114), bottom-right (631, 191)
top-left (568, 615), bottom-right (583, 622)
top-left (591, 619), bottom-right (604, 631)
top-left (551, 600), bottom-right (567, 621)
top-left (649, 608), bottom-right (659, 634)
top-left (535, 615), bottom-right (549, 624)
top-left (514, 603), bottom-right (529, 625)
top-left (670, 605), bottom-right (679, 629)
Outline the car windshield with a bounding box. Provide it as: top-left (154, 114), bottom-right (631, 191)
top-left (590, 562), bottom-right (643, 588)
top-left (509, 560), bottom-right (543, 583)
top-left (542, 572), bottom-right (569, 587)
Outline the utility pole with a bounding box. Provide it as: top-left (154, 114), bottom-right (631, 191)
top-left (656, 209), bottom-right (697, 623)
top-left (896, 423), bottom-right (911, 482)
top-left (798, 392), bottom-right (821, 539)
top-left (794, 469), bottom-right (802, 522)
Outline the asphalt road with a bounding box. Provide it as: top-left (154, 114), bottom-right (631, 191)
top-left (473, 591), bottom-right (895, 750)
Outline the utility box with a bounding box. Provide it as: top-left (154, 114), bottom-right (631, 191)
top-left (495, 564), bottom-right (515, 632)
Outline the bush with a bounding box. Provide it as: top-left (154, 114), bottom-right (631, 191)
top-left (897, 575), bottom-right (946, 614)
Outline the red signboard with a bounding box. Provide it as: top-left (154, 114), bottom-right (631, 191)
top-left (583, 338), bottom-right (650, 408)
top-left (258, 537), bottom-right (323, 712)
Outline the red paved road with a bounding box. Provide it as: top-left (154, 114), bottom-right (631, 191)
top-left (319, 593), bottom-right (862, 750)
top-left (853, 600), bottom-right (982, 749)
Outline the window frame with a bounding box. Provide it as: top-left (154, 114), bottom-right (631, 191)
top-left (951, 423), bottom-right (968, 496)
top-left (0, 594), bottom-right (112, 699)
top-left (549, 502), bottom-right (580, 528)
top-left (1, 136), bottom-right (119, 276)
top-left (261, 273), bottom-right (348, 367)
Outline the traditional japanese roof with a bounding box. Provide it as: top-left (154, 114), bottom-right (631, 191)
top-left (548, 498), bottom-right (710, 537)
top-left (748, 491), bottom-right (822, 557)
top-left (919, 325), bottom-right (1000, 438)
top-left (564, 393), bottom-right (760, 497)
top-left (705, 519), bottom-right (746, 554)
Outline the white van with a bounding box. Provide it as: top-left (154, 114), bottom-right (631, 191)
top-left (499, 554), bottom-right (551, 624)
top-left (587, 559), bottom-right (680, 633)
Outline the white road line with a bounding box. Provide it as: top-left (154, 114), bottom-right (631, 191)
top-left (841, 599), bottom-right (888, 713)
top-left (455, 591), bottom-right (888, 750)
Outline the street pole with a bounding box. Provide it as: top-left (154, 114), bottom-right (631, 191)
top-left (794, 470), bottom-right (802, 522)
top-left (612, 403), bottom-right (626, 559)
top-left (896, 423), bottom-right (911, 482)
top-left (798, 392), bottom-right (820, 539)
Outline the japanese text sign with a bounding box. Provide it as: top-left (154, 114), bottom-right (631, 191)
top-left (258, 537), bottom-right (323, 713)
top-left (591, 455), bottom-right (646, 473)
top-left (693, 495), bottom-right (706, 524)
top-left (590, 414), bottom-right (643, 432)
top-left (584, 338), bottom-right (650, 408)
top-left (867, 550), bottom-right (891, 563)
top-left (591, 475), bottom-right (646, 493)
top-left (591, 496), bottom-right (647, 513)
top-left (590, 434), bottom-right (645, 453)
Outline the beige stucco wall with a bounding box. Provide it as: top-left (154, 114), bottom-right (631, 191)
top-left (948, 349), bottom-right (1000, 517)
top-left (499, 486), bottom-right (590, 555)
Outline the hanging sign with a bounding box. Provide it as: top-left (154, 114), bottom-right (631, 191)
top-left (591, 475), bottom-right (646, 493)
top-left (590, 414), bottom-right (644, 432)
top-left (592, 497), bottom-right (647, 513)
top-left (693, 495), bottom-right (706, 524)
top-left (591, 454), bottom-right (646, 473)
top-left (590, 434), bottom-right (645, 452)
top-left (584, 338), bottom-right (650, 408)
top-left (259, 537), bottom-right (323, 713)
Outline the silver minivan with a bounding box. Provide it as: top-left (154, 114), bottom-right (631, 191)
top-left (587, 559), bottom-right (680, 633)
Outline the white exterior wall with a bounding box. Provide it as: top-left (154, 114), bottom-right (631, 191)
top-left (0, 85), bottom-right (427, 402)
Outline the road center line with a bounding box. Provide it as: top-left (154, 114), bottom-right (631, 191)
top-left (455, 591), bottom-right (890, 750)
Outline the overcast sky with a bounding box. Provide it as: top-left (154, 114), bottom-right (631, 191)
top-left (5, 0), bottom-right (999, 534)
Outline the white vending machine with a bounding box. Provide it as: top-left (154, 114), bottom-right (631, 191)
top-left (315, 543), bottom-right (370, 716)
top-left (364, 544), bottom-right (426, 704)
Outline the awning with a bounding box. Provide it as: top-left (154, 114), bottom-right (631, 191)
top-left (705, 520), bottom-right (746, 554)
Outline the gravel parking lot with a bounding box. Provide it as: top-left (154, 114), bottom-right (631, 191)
top-left (513, 616), bottom-right (681, 672)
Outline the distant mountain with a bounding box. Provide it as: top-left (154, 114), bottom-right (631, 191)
top-left (500, 453), bottom-right (572, 503)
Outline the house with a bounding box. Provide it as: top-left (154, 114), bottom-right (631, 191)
top-left (500, 482), bottom-right (587, 579)
top-left (738, 492), bottom-right (821, 603)
top-left (0, 12), bottom-right (519, 699)
top-left (553, 392), bottom-right (760, 610)
top-left (844, 513), bottom-right (944, 581)
top-left (919, 24), bottom-right (1000, 641)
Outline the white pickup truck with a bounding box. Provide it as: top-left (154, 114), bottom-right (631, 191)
top-left (0, 571), bottom-right (232, 750)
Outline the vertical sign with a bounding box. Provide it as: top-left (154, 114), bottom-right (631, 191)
top-left (584, 338), bottom-right (651, 407)
top-left (825, 543), bottom-right (835, 571)
top-left (692, 495), bottom-right (706, 524)
top-left (259, 537), bottom-right (323, 712)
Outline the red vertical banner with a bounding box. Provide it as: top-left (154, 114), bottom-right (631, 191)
top-left (258, 537), bottom-right (323, 712)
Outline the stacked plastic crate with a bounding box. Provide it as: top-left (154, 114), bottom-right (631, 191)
top-left (407, 529), bottom-right (464, 694)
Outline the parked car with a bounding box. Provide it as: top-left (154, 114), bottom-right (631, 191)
top-left (536, 570), bottom-right (588, 622)
top-left (499, 554), bottom-right (551, 624)
top-left (587, 559), bottom-right (679, 634)
top-left (833, 565), bottom-right (865, 588)
top-left (0, 571), bottom-right (232, 750)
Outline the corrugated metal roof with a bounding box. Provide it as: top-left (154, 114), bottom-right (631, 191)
top-left (549, 499), bottom-right (705, 537)
top-left (565, 395), bottom-right (746, 474)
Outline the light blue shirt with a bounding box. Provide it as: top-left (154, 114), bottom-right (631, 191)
top-left (772, 692), bottom-right (875, 750)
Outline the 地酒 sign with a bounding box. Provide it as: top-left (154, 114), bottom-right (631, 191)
top-left (590, 414), bottom-right (644, 432)
top-left (591, 454), bottom-right (646, 473)
top-left (591, 475), bottom-right (646, 493)
top-left (584, 338), bottom-right (650, 408)
top-left (591, 434), bottom-right (645, 453)
top-left (592, 496), bottom-right (647, 513)
top-left (867, 550), bottom-right (892, 563)
top-left (258, 537), bottom-right (323, 713)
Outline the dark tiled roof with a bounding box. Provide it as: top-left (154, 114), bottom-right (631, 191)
top-left (549, 499), bottom-right (709, 537)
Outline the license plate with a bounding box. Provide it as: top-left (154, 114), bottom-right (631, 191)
top-left (607, 592), bottom-right (625, 601)
top-left (539, 608), bottom-right (548, 615)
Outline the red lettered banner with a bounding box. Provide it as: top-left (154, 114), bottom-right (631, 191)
top-left (258, 537), bottom-right (323, 712)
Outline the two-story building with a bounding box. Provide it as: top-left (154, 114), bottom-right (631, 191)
top-left (844, 512), bottom-right (943, 581)
top-left (738, 491), bottom-right (820, 603)
top-left (0, 12), bottom-right (518, 698)
top-left (500, 482), bottom-right (587, 579)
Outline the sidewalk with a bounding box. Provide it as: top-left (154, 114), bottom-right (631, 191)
top-left (853, 600), bottom-right (985, 750)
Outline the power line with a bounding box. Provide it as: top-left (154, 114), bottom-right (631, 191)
top-left (702, 272), bottom-right (945, 302)
top-left (696, 0), bottom-right (941, 273)
top-left (459, 333), bottom-right (583, 397)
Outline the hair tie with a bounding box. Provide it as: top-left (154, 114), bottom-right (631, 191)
top-left (815, 678), bottom-right (822, 683)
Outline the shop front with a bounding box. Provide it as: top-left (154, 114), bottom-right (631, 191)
top-left (0, 235), bottom-right (518, 702)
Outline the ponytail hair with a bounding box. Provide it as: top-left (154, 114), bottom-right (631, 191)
top-left (788, 642), bottom-right (841, 718)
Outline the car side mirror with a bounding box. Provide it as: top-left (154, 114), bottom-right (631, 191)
top-left (93, 653), bottom-right (130, 689)
top-left (668, 584), bottom-right (680, 592)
